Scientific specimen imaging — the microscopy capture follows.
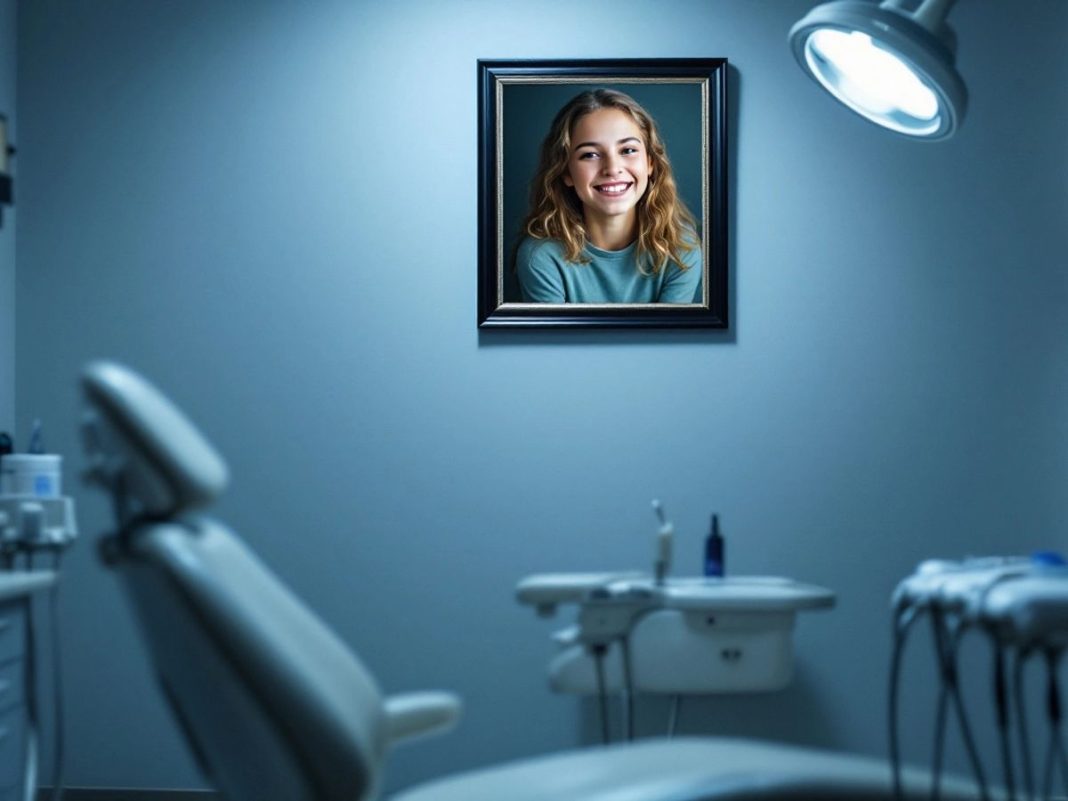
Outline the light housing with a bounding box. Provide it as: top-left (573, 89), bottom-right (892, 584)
top-left (789, 0), bottom-right (967, 140)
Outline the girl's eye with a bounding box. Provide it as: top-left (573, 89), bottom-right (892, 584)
top-left (578, 151), bottom-right (599, 160)
top-left (621, 146), bottom-right (639, 155)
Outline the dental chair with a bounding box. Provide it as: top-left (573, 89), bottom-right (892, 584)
top-left (78, 361), bottom-right (981, 801)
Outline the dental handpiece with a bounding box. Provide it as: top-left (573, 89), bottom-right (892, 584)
top-left (651, 499), bottom-right (673, 586)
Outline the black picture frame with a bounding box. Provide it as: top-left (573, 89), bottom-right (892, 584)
top-left (477, 58), bottom-right (728, 329)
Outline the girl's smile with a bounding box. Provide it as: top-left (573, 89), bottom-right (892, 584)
top-left (594, 181), bottom-right (633, 196)
top-left (564, 108), bottom-right (652, 230)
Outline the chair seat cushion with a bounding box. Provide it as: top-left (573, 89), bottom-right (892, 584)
top-left (390, 737), bottom-right (975, 801)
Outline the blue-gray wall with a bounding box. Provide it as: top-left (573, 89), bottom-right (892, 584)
top-left (13, 0), bottom-right (1068, 793)
top-left (0, 0), bottom-right (14, 433)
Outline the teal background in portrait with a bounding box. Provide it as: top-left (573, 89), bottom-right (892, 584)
top-left (502, 81), bottom-right (704, 302)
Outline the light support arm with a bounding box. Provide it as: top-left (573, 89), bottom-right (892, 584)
top-left (911, 0), bottom-right (959, 35)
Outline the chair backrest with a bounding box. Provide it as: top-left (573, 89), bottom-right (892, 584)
top-left (82, 362), bottom-right (388, 801)
top-left (81, 360), bottom-right (229, 521)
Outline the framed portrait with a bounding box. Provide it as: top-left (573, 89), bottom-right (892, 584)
top-left (477, 58), bottom-right (728, 329)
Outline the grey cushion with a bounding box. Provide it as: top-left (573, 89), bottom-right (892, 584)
top-left (391, 738), bottom-right (978, 801)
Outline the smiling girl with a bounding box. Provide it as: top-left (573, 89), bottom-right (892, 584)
top-left (516, 89), bottom-right (702, 304)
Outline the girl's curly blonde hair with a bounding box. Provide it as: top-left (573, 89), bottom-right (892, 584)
top-left (521, 88), bottom-right (699, 275)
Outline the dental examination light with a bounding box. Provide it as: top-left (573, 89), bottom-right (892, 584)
top-left (789, 0), bottom-right (967, 140)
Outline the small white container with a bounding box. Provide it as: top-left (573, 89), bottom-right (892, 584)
top-left (0, 454), bottom-right (63, 497)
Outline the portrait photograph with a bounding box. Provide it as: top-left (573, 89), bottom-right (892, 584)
top-left (477, 59), bottom-right (728, 329)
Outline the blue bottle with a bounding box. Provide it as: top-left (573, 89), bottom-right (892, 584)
top-left (704, 514), bottom-right (725, 577)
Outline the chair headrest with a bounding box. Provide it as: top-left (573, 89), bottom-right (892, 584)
top-left (81, 361), bottom-right (229, 517)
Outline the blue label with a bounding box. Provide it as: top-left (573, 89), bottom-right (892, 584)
top-left (34, 475), bottom-right (54, 496)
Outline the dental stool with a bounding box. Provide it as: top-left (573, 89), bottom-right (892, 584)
top-left (79, 361), bottom-right (980, 801)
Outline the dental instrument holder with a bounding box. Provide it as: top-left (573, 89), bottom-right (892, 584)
top-left (520, 575), bottom-right (833, 692)
top-left (0, 454), bottom-right (78, 560)
top-left (0, 453), bottom-right (72, 801)
top-left (890, 554), bottom-right (1068, 801)
top-left (526, 507), bottom-right (836, 744)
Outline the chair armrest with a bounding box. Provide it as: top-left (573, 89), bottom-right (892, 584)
top-left (383, 691), bottom-right (463, 746)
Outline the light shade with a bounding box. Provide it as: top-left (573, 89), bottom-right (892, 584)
top-left (789, 0), bottom-right (967, 140)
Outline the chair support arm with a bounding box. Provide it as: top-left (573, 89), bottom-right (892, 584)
top-left (384, 691), bottom-right (463, 746)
